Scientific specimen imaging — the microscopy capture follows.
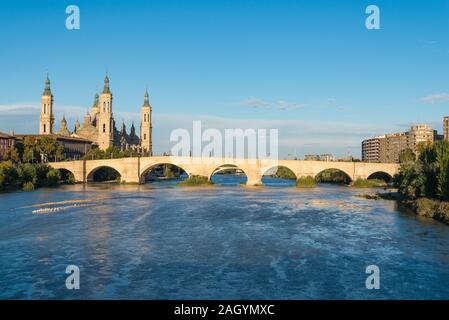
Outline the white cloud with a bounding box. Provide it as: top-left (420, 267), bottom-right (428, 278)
top-left (276, 100), bottom-right (304, 110)
top-left (239, 98), bottom-right (270, 109)
top-left (239, 98), bottom-right (304, 110)
top-left (422, 93), bottom-right (449, 104)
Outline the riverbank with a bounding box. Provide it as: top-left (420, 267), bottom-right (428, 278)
top-left (360, 191), bottom-right (449, 225)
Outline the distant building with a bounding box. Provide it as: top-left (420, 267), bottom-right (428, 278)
top-left (304, 154), bottom-right (334, 161)
top-left (336, 156), bottom-right (359, 162)
top-left (443, 116), bottom-right (449, 141)
top-left (304, 154), bottom-right (319, 161)
top-left (319, 154), bottom-right (334, 161)
top-left (0, 131), bottom-right (15, 160)
top-left (361, 136), bottom-right (381, 162)
top-left (38, 74), bottom-right (152, 153)
top-left (362, 124), bottom-right (440, 163)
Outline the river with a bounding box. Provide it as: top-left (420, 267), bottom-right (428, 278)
top-left (1, 176), bottom-right (449, 299)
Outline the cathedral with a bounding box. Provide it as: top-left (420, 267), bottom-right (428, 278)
top-left (39, 74), bottom-right (152, 154)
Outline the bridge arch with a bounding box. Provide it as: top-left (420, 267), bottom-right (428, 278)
top-left (261, 165), bottom-right (297, 186)
top-left (55, 168), bottom-right (76, 184)
top-left (86, 165), bottom-right (123, 182)
top-left (209, 164), bottom-right (249, 185)
top-left (367, 171), bottom-right (393, 182)
top-left (315, 168), bottom-right (352, 184)
top-left (140, 162), bottom-right (190, 182)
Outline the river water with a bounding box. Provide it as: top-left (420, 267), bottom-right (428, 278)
top-left (1, 176), bottom-right (449, 299)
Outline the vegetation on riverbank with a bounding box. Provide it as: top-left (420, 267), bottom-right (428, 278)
top-left (394, 141), bottom-right (449, 200)
top-left (0, 161), bottom-right (74, 192)
top-left (352, 178), bottom-right (387, 188)
top-left (400, 197), bottom-right (449, 225)
top-left (359, 141), bottom-right (449, 225)
top-left (0, 137), bottom-right (74, 192)
top-left (296, 176), bottom-right (316, 188)
top-left (176, 175), bottom-right (212, 186)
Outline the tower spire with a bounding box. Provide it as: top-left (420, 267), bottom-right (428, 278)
top-left (143, 88), bottom-right (150, 106)
top-left (43, 73), bottom-right (52, 96)
top-left (102, 73), bottom-right (110, 94)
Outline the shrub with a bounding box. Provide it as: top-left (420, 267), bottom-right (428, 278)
top-left (0, 161), bottom-right (19, 191)
top-left (352, 178), bottom-right (387, 188)
top-left (46, 169), bottom-right (61, 187)
top-left (296, 176), bottom-right (316, 188)
top-left (17, 163), bottom-right (37, 185)
top-left (22, 182), bottom-right (35, 192)
top-left (177, 175), bottom-right (212, 186)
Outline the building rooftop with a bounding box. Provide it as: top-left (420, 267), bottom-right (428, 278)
top-left (0, 131), bottom-right (13, 139)
top-left (13, 134), bottom-right (92, 143)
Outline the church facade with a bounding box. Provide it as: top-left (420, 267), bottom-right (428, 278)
top-left (39, 74), bottom-right (152, 154)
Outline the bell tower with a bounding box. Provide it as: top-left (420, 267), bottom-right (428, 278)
top-left (97, 74), bottom-right (114, 150)
top-left (140, 89), bottom-right (152, 155)
top-left (39, 74), bottom-right (54, 135)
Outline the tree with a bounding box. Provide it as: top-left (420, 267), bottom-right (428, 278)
top-left (104, 146), bottom-right (122, 159)
top-left (0, 161), bottom-right (19, 191)
top-left (399, 148), bottom-right (416, 163)
top-left (17, 163), bottom-right (37, 185)
top-left (22, 136), bottom-right (64, 163)
top-left (3, 146), bottom-right (20, 163)
top-left (46, 169), bottom-right (61, 186)
top-left (394, 140), bottom-right (449, 201)
top-left (36, 136), bottom-right (64, 162)
top-left (163, 164), bottom-right (175, 178)
top-left (22, 136), bottom-right (38, 163)
top-left (434, 140), bottom-right (449, 200)
top-left (83, 147), bottom-right (105, 160)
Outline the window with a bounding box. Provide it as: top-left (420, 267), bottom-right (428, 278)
top-left (144, 134), bottom-right (146, 140)
top-left (103, 102), bottom-right (106, 112)
top-left (103, 124), bottom-right (106, 133)
top-left (43, 124), bottom-right (46, 133)
top-left (144, 114), bottom-right (146, 122)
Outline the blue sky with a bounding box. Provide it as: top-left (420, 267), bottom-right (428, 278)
top-left (0, 0), bottom-right (448, 158)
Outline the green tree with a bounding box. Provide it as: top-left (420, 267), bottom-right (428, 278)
top-left (103, 146), bottom-right (122, 159)
top-left (22, 136), bottom-right (38, 163)
top-left (393, 162), bottom-right (426, 199)
top-left (17, 163), bottom-right (37, 185)
top-left (163, 164), bottom-right (175, 178)
top-left (36, 136), bottom-right (64, 162)
top-left (34, 164), bottom-right (51, 187)
top-left (83, 147), bottom-right (105, 160)
top-left (434, 140), bottom-right (449, 200)
top-left (22, 136), bottom-right (64, 163)
top-left (3, 146), bottom-right (20, 163)
top-left (46, 169), bottom-right (61, 187)
top-left (399, 148), bottom-right (416, 163)
top-left (0, 161), bottom-right (19, 191)
top-left (275, 166), bottom-right (296, 179)
top-left (394, 140), bottom-right (449, 201)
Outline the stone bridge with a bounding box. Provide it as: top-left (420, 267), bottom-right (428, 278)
top-left (48, 156), bottom-right (400, 186)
